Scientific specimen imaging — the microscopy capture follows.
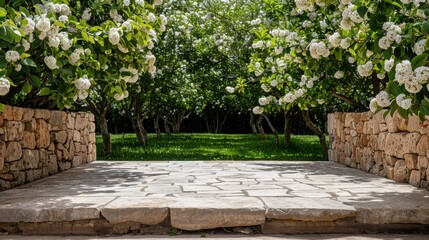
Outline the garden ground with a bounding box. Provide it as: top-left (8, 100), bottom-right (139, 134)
top-left (0, 161), bottom-right (428, 235)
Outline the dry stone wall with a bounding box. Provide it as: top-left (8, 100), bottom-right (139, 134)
top-left (0, 105), bottom-right (96, 191)
top-left (328, 111), bottom-right (429, 189)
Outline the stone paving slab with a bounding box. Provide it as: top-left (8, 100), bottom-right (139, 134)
top-left (0, 161), bottom-right (428, 235)
top-left (0, 196), bottom-right (116, 222)
top-left (2, 234), bottom-right (429, 240)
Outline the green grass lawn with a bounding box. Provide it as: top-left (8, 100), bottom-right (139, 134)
top-left (96, 133), bottom-right (324, 161)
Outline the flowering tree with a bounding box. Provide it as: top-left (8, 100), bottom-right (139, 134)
top-left (0, 0), bottom-right (165, 155)
top-left (241, 0), bottom-right (429, 157)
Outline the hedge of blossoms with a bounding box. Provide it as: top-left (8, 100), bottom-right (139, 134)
top-left (246, 0), bottom-right (429, 120)
top-left (0, 0), bottom-right (164, 109)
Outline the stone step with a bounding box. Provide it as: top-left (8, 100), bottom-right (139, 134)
top-left (1, 196), bottom-right (429, 235)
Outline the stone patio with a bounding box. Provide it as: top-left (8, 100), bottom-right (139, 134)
top-left (0, 161), bottom-right (428, 235)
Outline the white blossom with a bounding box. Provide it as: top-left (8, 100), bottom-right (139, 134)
top-left (334, 71), bottom-right (344, 79)
top-left (253, 106), bottom-right (264, 115)
top-left (44, 56), bottom-right (59, 70)
top-left (5, 50), bottom-right (20, 62)
top-left (0, 77), bottom-right (10, 96)
top-left (226, 86), bottom-right (235, 93)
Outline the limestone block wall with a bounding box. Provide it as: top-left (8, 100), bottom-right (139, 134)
top-left (0, 105), bottom-right (96, 191)
top-left (328, 111), bottom-right (429, 189)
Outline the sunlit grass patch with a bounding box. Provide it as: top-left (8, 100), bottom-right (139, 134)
top-left (96, 133), bottom-right (324, 161)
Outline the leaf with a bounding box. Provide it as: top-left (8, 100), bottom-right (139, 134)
top-left (22, 81), bottom-right (32, 94)
top-left (0, 25), bottom-right (16, 43)
top-left (29, 75), bottom-right (41, 88)
top-left (386, 81), bottom-right (401, 96)
top-left (420, 104), bottom-right (429, 116)
top-left (383, 0), bottom-right (403, 8)
top-left (39, 87), bottom-right (51, 96)
top-left (422, 21), bottom-right (429, 34)
top-left (0, 7), bottom-right (6, 17)
top-left (21, 58), bottom-right (37, 67)
top-left (356, 6), bottom-right (368, 18)
top-left (411, 54), bottom-right (428, 70)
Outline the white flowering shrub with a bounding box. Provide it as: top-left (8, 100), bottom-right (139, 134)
top-left (0, 0), bottom-right (164, 110)
top-left (244, 0), bottom-right (429, 120)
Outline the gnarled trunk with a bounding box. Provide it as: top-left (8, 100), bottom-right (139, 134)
top-left (256, 115), bottom-right (266, 138)
top-left (99, 112), bottom-right (112, 156)
top-left (154, 111), bottom-right (161, 139)
top-left (261, 114), bottom-right (279, 144)
top-left (163, 114), bottom-right (171, 136)
top-left (249, 111), bottom-right (258, 135)
top-left (284, 109), bottom-right (293, 146)
top-left (132, 115), bottom-right (146, 146)
top-left (302, 110), bottom-right (328, 159)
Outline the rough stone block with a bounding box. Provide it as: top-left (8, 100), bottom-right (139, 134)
top-left (5, 142), bottom-right (22, 162)
top-left (73, 131), bottom-right (81, 142)
top-left (2, 105), bottom-right (14, 121)
top-left (54, 131), bottom-right (67, 144)
top-left (58, 161), bottom-right (71, 171)
top-left (35, 119), bottom-right (50, 149)
top-left (8, 160), bottom-right (24, 171)
top-left (386, 165), bottom-right (395, 180)
top-left (24, 118), bottom-right (37, 131)
top-left (4, 121), bottom-right (24, 141)
top-left (377, 132), bottom-right (388, 151)
top-left (402, 133), bottom-right (422, 155)
top-left (356, 122), bottom-right (364, 134)
top-left (67, 114), bottom-right (75, 129)
top-left (21, 131), bottom-right (36, 149)
top-left (407, 115), bottom-right (422, 133)
top-left (378, 123), bottom-right (388, 132)
top-left (416, 135), bottom-right (429, 156)
top-left (89, 122), bottom-right (96, 133)
top-left (0, 140), bottom-right (5, 158)
top-left (22, 109), bottom-right (34, 122)
top-left (39, 149), bottom-right (48, 166)
top-left (394, 160), bottom-right (407, 183)
top-left (385, 113), bottom-right (400, 133)
top-left (409, 170), bottom-right (421, 187)
top-left (385, 156), bottom-right (399, 166)
top-left (34, 109), bottom-right (50, 120)
top-left (50, 111), bottom-right (67, 131)
top-left (345, 114), bottom-right (353, 128)
top-left (405, 154), bottom-right (419, 170)
top-left (418, 156), bottom-right (428, 172)
top-left (22, 149), bottom-right (39, 170)
top-left (48, 155), bottom-right (58, 175)
top-left (0, 157), bottom-right (4, 171)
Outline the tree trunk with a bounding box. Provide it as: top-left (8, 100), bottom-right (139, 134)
top-left (261, 114), bottom-right (279, 144)
top-left (138, 118), bottom-right (148, 143)
top-left (154, 111), bottom-right (161, 139)
top-left (163, 115), bottom-right (171, 136)
top-left (249, 111), bottom-right (258, 135)
top-left (302, 110), bottom-right (328, 159)
top-left (372, 72), bottom-right (381, 95)
top-left (256, 115), bottom-right (266, 138)
top-left (284, 109), bottom-right (293, 146)
top-left (99, 112), bottom-right (112, 156)
top-left (132, 116), bottom-right (146, 146)
top-left (217, 110), bottom-right (229, 133)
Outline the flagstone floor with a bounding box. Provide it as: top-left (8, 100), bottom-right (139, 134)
top-left (0, 161), bottom-right (428, 235)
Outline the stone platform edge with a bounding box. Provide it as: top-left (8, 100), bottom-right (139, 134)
top-left (1, 196), bottom-right (429, 235)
